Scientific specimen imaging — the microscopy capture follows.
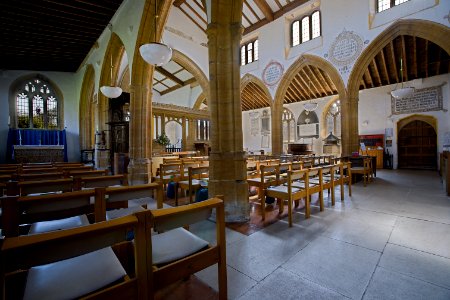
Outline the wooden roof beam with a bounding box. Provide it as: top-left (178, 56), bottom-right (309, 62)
top-left (155, 66), bottom-right (184, 85)
top-left (390, 41), bottom-right (399, 83)
top-left (254, 0), bottom-right (274, 21)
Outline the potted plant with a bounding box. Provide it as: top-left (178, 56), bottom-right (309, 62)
top-left (153, 133), bottom-right (170, 153)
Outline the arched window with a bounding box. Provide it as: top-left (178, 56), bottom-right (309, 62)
top-left (240, 39), bottom-right (259, 66)
top-left (377, 0), bottom-right (409, 13)
top-left (15, 77), bottom-right (60, 129)
top-left (291, 11), bottom-right (321, 47)
top-left (326, 99), bottom-right (341, 137)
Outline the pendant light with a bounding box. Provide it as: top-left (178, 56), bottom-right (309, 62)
top-left (391, 41), bottom-right (414, 99)
top-left (100, 24), bottom-right (122, 99)
top-left (139, 0), bottom-right (172, 66)
top-left (303, 80), bottom-right (318, 114)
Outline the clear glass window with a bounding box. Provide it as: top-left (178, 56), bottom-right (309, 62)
top-left (311, 11), bottom-right (321, 39)
top-left (292, 20), bottom-right (300, 46)
top-left (301, 17), bottom-right (310, 43)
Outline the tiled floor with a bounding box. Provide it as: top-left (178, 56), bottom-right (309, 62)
top-left (188, 169), bottom-right (450, 299)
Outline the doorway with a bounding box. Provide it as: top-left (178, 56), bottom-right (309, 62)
top-left (398, 120), bottom-right (437, 169)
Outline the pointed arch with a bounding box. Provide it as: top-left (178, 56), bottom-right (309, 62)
top-left (172, 49), bottom-right (210, 108)
top-left (348, 19), bottom-right (450, 100)
top-left (79, 64), bottom-right (96, 150)
top-left (240, 73), bottom-right (272, 111)
top-left (9, 73), bottom-right (64, 130)
top-left (272, 54), bottom-right (345, 155)
top-left (193, 93), bottom-right (207, 110)
top-left (98, 32), bottom-right (127, 130)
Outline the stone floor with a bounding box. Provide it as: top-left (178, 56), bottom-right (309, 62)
top-left (188, 169), bottom-right (450, 300)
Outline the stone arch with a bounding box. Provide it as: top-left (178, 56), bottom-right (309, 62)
top-left (193, 93), bottom-right (207, 110)
top-left (98, 32), bottom-right (126, 131)
top-left (348, 19), bottom-right (450, 100)
top-left (240, 73), bottom-right (273, 110)
top-left (397, 114), bottom-right (437, 133)
top-left (172, 49), bottom-right (210, 108)
top-left (320, 95), bottom-right (340, 138)
top-left (272, 54), bottom-right (345, 155)
top-left (79, 64), bottom-right (96, 150)
top-left (9, 73), bottom-right (65, 130)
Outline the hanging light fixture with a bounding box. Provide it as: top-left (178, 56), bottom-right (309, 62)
top-left (100, 24), bottom-right (122, 99)
top-left (391, 45), bottom-right (414, 99)
top-left (303, 80), bottom-right (318, 113)
top-left (139, 0), bottom-right (172, 66)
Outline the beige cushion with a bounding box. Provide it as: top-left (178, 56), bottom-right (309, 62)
top-left (29, 215), bottom-right (90, 234)
top-left (152, 228), bottom-right (209, 265)
top-left (267, 186), bottom-right (301, 194)
top-left (128, 197), bottom-right (171, 209)
top-left (23, 247), bottom-right (127, 300)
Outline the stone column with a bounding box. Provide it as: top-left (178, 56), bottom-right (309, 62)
top-left (182, 117), bottom-right (187, 151)
top-left (128, 84), bottom-right (152, 184)
top-left (207, 20), bottom-right (249, 222)
top-left (186, 118), bottom-right (196, 151)
top-left (271, 105), bottom-right (282, 155)
top-left (341, 95), bottom-right (359, 156)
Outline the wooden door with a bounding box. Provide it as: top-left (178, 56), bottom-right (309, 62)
top-left (398, 120), bottom-right (437, 169)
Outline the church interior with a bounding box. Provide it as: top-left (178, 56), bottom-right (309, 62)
top-left (0, 0), bottom-right (450, 299)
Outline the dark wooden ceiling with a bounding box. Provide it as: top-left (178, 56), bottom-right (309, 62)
top-left (0, 0), bottom-right (124, 72)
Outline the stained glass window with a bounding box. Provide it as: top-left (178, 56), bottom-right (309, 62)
top-left (15, 77), bottom-right (59, 129)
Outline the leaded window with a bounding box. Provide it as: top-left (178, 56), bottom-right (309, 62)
top-left (16, 78), bottom-right (59, 129)
top-left (292, 11), bottom-right (321, 47)
top-left (377, 0), bottom-right (410, 12)
top-left (241, 39), bottom-right (259, 66)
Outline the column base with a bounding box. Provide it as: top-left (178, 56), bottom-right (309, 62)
top-left (127, 157), bottom-right (151, 185)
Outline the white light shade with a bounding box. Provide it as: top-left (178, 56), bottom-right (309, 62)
top-left (303, 102), bottom-right (318, 112)
top-left (391, 87), bottom-right (415, 99)
top-left (139, 43), bottom-right (173, 66)
top-left (100, 86), bottom-right (123, 98)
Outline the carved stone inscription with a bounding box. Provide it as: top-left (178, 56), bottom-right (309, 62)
top-left (391, 86), bottom-right (443, 115)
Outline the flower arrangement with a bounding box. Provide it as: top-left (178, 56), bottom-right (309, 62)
top-left (154, 133), bottom-right (170, 146)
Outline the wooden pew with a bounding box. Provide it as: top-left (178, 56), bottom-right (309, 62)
top-left (1, 189), bottom-right (95, 237)
top-left (134, 197), bottom-right (227, 299)
top-left (73, 174), bottom-right (128, 191)
top-left (17, 172), bottom-right (65, 182)
top-left (6, 178), bottom-right (73, 196)
top-left (0, 215), bottom-right (146, 299)
top-left (94, 183), bottom-right (163, 222)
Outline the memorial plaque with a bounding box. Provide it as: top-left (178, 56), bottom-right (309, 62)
top-left (391, 86), bottom-right (443, 115)
top-left (262, 60), bottom-right (284, 87)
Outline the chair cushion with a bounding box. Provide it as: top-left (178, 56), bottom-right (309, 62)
top-left (29, 215), bottom-right (90, 234)
top-left (152, 227), bottom-right (209, 265)
top-left (267, 185), bottom-right (301, 194)
top-left (23, 247), bottom-right (127, 300)
top-left (106, 206), bottom-right (146, 220)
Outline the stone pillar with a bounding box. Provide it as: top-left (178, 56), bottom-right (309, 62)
top-left (186, 118), bottom-right (196, 151)
top-left (341, 95), bottom-right (359, 156)
top-left (182, 117), bottom-right (187, 151)
top-left (271, 105), bottom-right (282, 155)
top-left (207, 19), bottom-right (249, 222)
top-left (128, 84), bottom-right (151, 184)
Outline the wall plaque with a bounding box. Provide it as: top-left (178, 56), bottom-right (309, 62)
top-left (391, 85), bottom-right (443, 115)
top-left (262, 60), bottom-right (284, 87)
top-left (328, 29), bottom-right (364, 75)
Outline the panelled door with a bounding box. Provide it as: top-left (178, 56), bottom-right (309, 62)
top-left (398, 120), bottom-right (437, 169)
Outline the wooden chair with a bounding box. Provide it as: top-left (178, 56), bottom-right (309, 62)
top-left (177, 166), bottom-right (209, 205)
top-left (265, 169), bottom-right (309, 227)
top-left (278, 162), bottom-right (292, 185)
top-left (247, 164), bottom-right (280, 220)
top-left (1, 189), bottom-right (95, 237)
top-left (94, 183), bottom-right (163, 222)
top-left (134, 197), bottom-right (227, 299)
top-left (73, 174), bottom-right (128, 191)
top-left (0, 215), bottom-right (147, 299)
top-left (316, 165), bottom-right (336, 205)
top-left (157, 163), bottom-right (182, 202)
top-left (351, 158), bottom-right (372, 186)
top-left (291, 167), bottom-right (323, 218)
top-left (333, 161), bottom-right (352, 198)
top-left (6, 178), bottom-right (73, 196)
